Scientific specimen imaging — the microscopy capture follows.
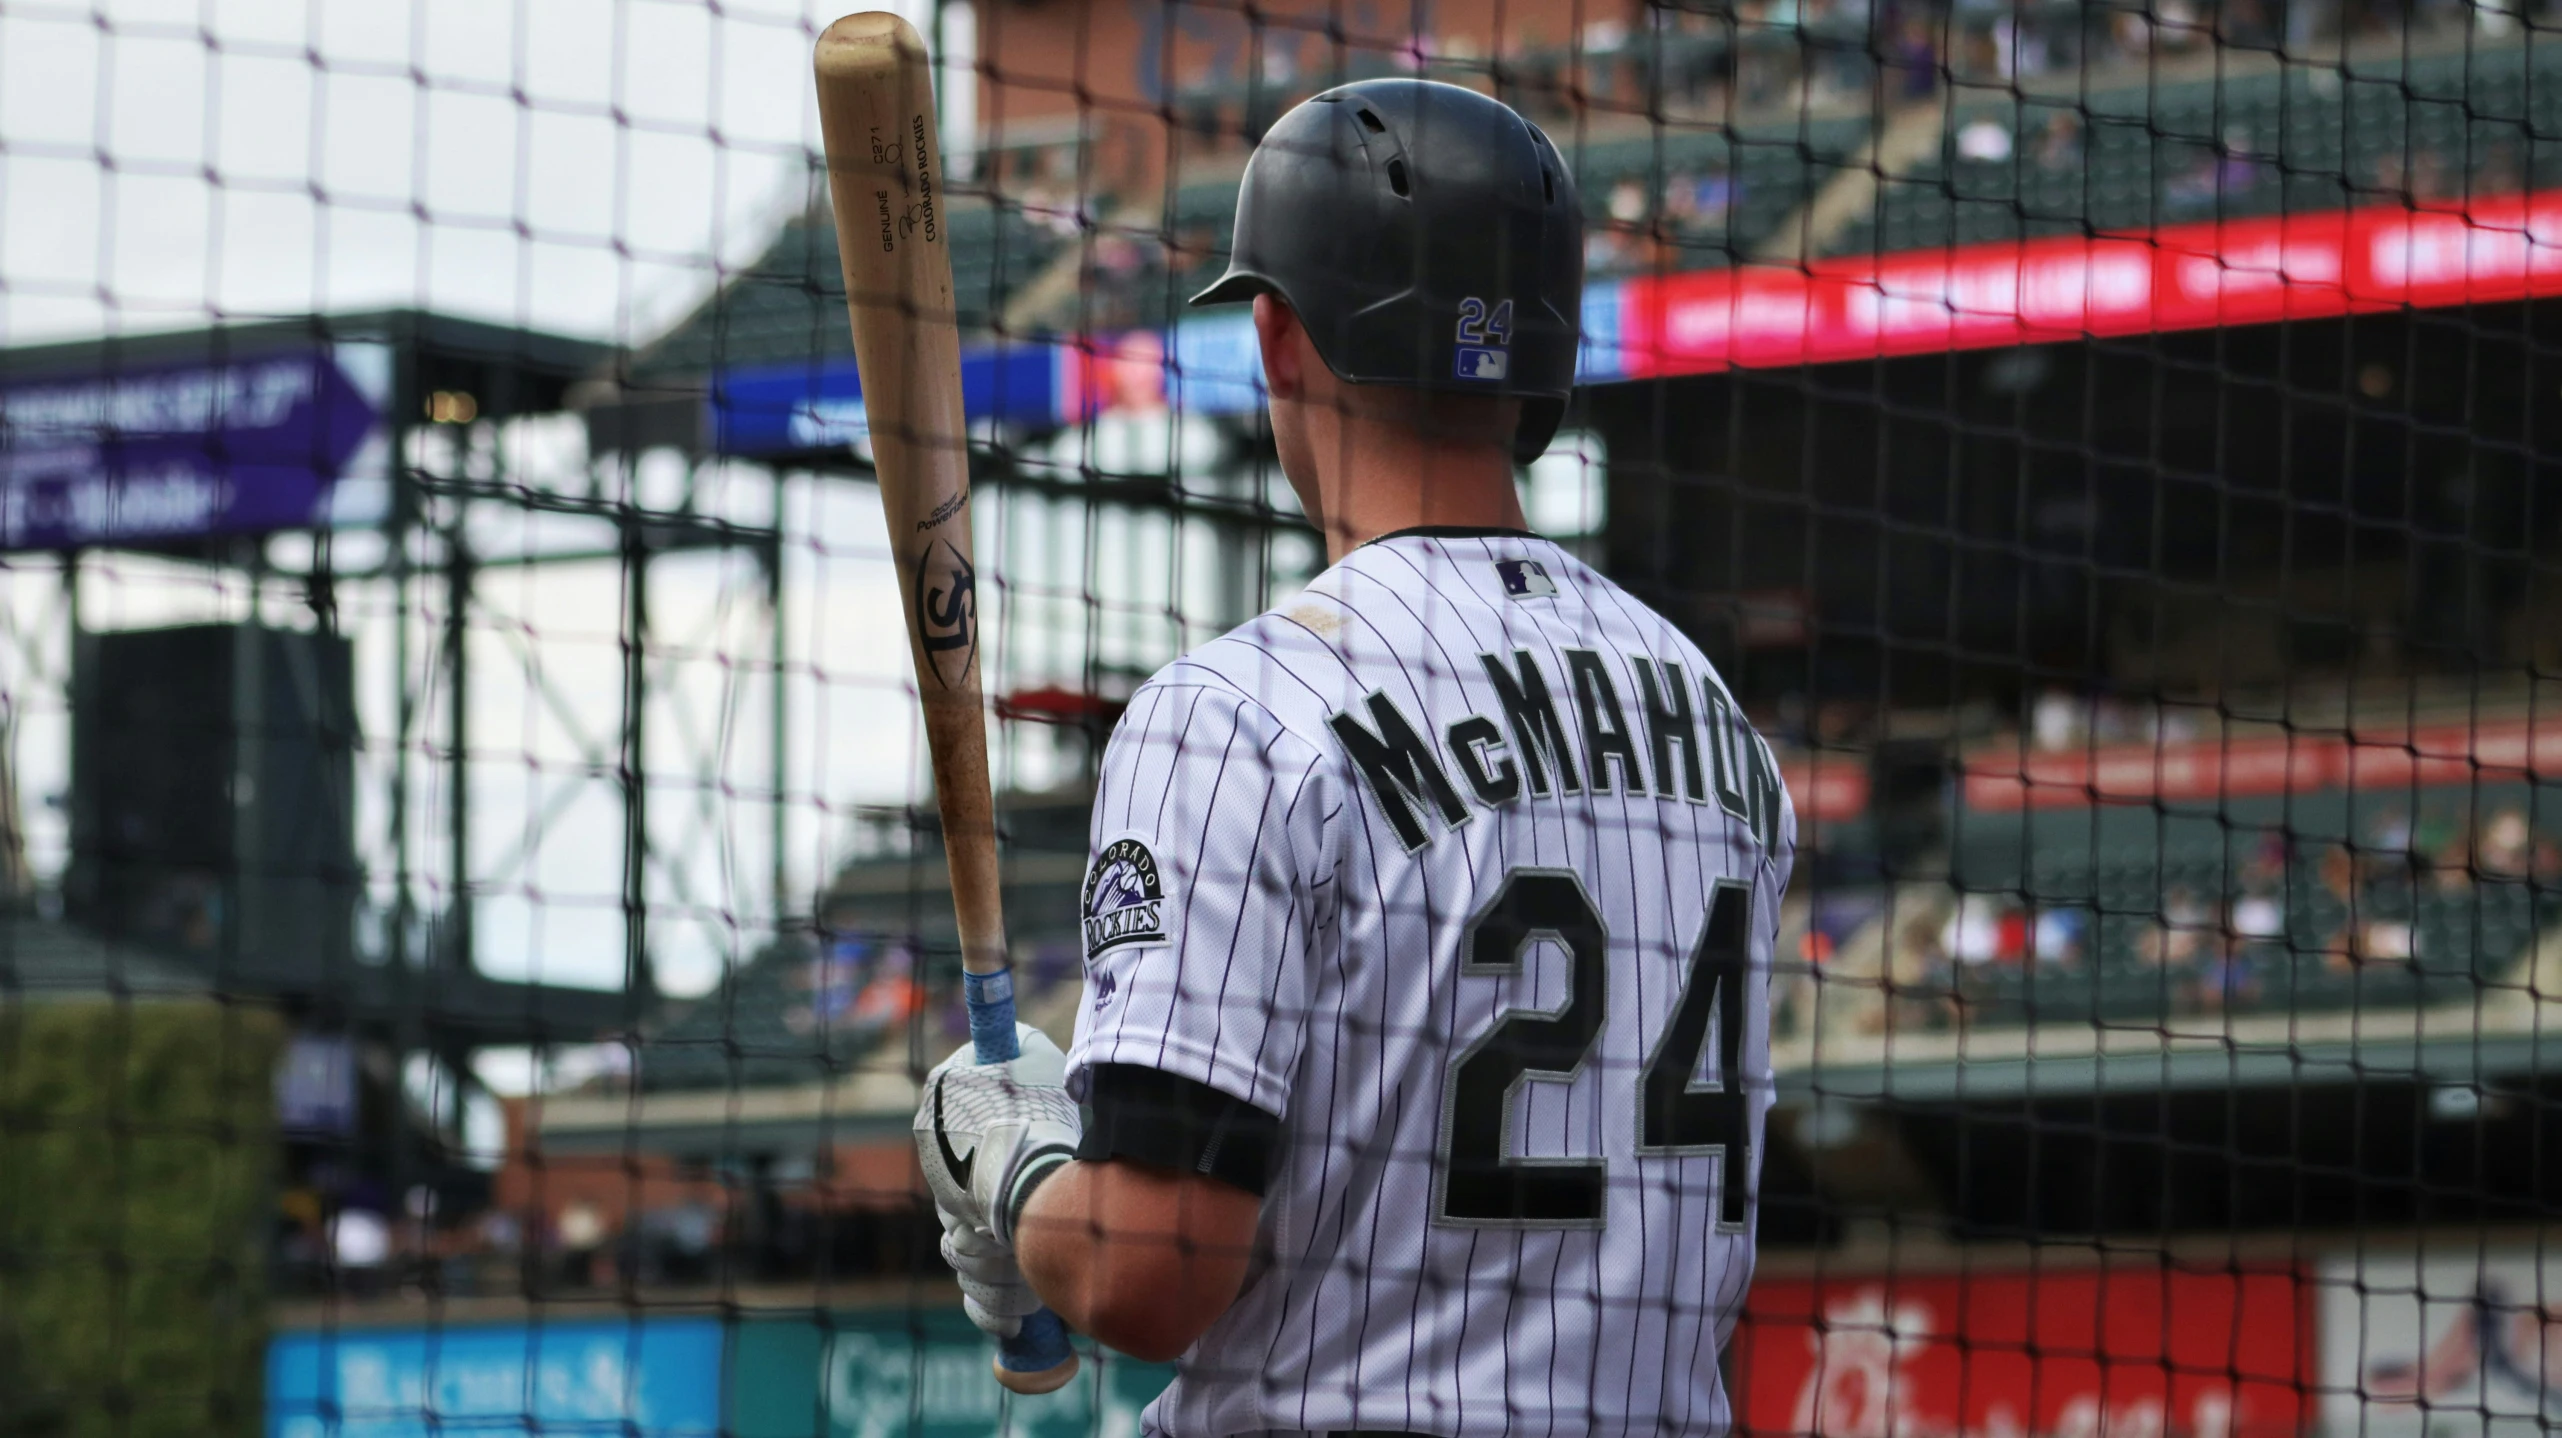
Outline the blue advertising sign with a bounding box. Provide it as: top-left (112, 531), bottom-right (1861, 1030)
top-left (731, 1308), bottom-right (1176, 1438)
top-left (0, 345), bottom-right (388, 551)
top-left (1125, 287), bottom-right (1628, 405)
top-left (705, 286), bottom-right (1631, 460)
top-left (1152, 285), bottom-right (1631, 414)
top-left (267, 1317), bottom-right (723, 1438)
top-left (709, 346), bottom-right (1060, 457)
top-left (1165, 310), bottom-right (1264, 417)
top-left (1578, 278), bottom-right (1629, 383)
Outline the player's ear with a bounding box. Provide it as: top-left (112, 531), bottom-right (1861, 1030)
top-left (1253, 293), bottom-right (1304, 401)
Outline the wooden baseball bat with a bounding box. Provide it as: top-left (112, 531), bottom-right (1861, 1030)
top-left (813, 11), bottom-right (1079, 1396)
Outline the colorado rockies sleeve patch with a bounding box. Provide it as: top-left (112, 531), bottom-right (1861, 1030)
top-left (1082, 836), bottom-right (1169, 955)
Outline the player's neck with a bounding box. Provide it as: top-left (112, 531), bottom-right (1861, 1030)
top-left (1314, 426), bottom-right (1527, 562)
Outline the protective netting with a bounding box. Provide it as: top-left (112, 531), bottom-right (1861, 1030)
top-left (0, 0), bottom-right (2554, 1435)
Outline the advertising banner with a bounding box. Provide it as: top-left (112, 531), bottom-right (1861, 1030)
top-left (267, 1317), bottom-right (723, 1438)
top-left (704, 282), bottom-right (1629, 455)
top-left (1961, 720), bottom-right (2562, 812)
top-left (1616, 188), bottom-right (2562, 381)
top-left (2319, 1246), bottom-right (2560, 1438)
top-left (0, 344), bottom-right (388, 551)
top-left (1733, 1265), bottom-right (2313, 1438)
top-left (731, 1307), bottom-right (1175, 1438)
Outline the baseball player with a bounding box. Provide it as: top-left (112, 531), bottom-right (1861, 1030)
top-left (917, 78), bottom-right (1796, 1437)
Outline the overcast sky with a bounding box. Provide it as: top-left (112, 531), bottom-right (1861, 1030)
top-left (0, 0), bottom-right (969, 347)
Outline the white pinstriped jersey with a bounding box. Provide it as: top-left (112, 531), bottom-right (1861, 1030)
top-left (1066, 529), bottom-right (1796, 1438)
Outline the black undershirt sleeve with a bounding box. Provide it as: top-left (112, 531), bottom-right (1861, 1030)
top-left (1074, 1063), bottom-right (1284, 1198)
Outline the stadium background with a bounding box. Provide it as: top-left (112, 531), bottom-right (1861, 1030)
top-left (0, 0), bottom-right (2553, 1433)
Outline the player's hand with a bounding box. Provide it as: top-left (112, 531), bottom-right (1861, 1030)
top-left (913, 1023), bottom-right (1082, 1246)
top-left (940, 1211), bottom-right (1044, 1339)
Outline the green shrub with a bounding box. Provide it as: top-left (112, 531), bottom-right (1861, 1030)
top-left (0, 1001), bottom-right (282, 1438)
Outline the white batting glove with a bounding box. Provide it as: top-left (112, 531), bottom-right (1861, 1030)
top-left (913, 1023), bottom-right (1081, 1248)
top-left (940, 1212), bottom-right (1044, 1339)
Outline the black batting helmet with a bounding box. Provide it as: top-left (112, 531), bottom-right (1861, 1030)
top-left (1189, 79), bottom-right (1584, 463)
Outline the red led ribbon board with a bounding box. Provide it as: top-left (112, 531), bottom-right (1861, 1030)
top-left (1961, 720), bottom-right (2562, 811)
top-left (1617, 190), bottom-right (2562, 377)
top-left (1730, 1266), bottom-right (2314, 1438)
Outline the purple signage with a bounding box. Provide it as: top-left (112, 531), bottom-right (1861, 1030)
top-left (0, 345), bottom-right (388, 551)
top-left (274, 1032), bottom-right (357, 1137)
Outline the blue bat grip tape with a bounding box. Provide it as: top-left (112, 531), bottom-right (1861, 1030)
top-left (964, 967), bottom-right (1020, 1065)
top-left (1003, 1309), bottom-right (1076, 1377)
top-left (964, 966), bottom-right (1076, 1378)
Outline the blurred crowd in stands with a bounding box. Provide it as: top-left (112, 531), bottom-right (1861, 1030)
top-left (1895, 797), bottom-right (2559, 1024)
top-left (273, 1180), bottom-right (942, 1299)
top-left (2025, 688), bottom-right (2210, 752)
top-left (983, 0), bottom-right (2539, 299)
top-left (272, 1139), bottom-right (950, 1300)
top-left (1163, 0), bottom-right (2500, 136)
top-left (1137, 0), bottom-right (2521, 155)
top-left (266, 925), bottom-right (1100, 1302)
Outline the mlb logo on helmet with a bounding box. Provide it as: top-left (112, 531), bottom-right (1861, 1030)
top-left (1496, 558), bottom-right (1558, 598)
top-left (1455, 346), bottom-right (1509, 381)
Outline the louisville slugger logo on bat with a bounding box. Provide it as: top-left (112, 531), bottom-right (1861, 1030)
top-left (914, 536), bottom-right (977, 686)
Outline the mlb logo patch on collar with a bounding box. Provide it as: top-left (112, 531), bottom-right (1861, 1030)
top-left (1496, 558), bottom-right (1557, 599)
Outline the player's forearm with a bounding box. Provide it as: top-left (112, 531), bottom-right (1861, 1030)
top-left (1013, 1157), bottom-right (1260, 1363)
